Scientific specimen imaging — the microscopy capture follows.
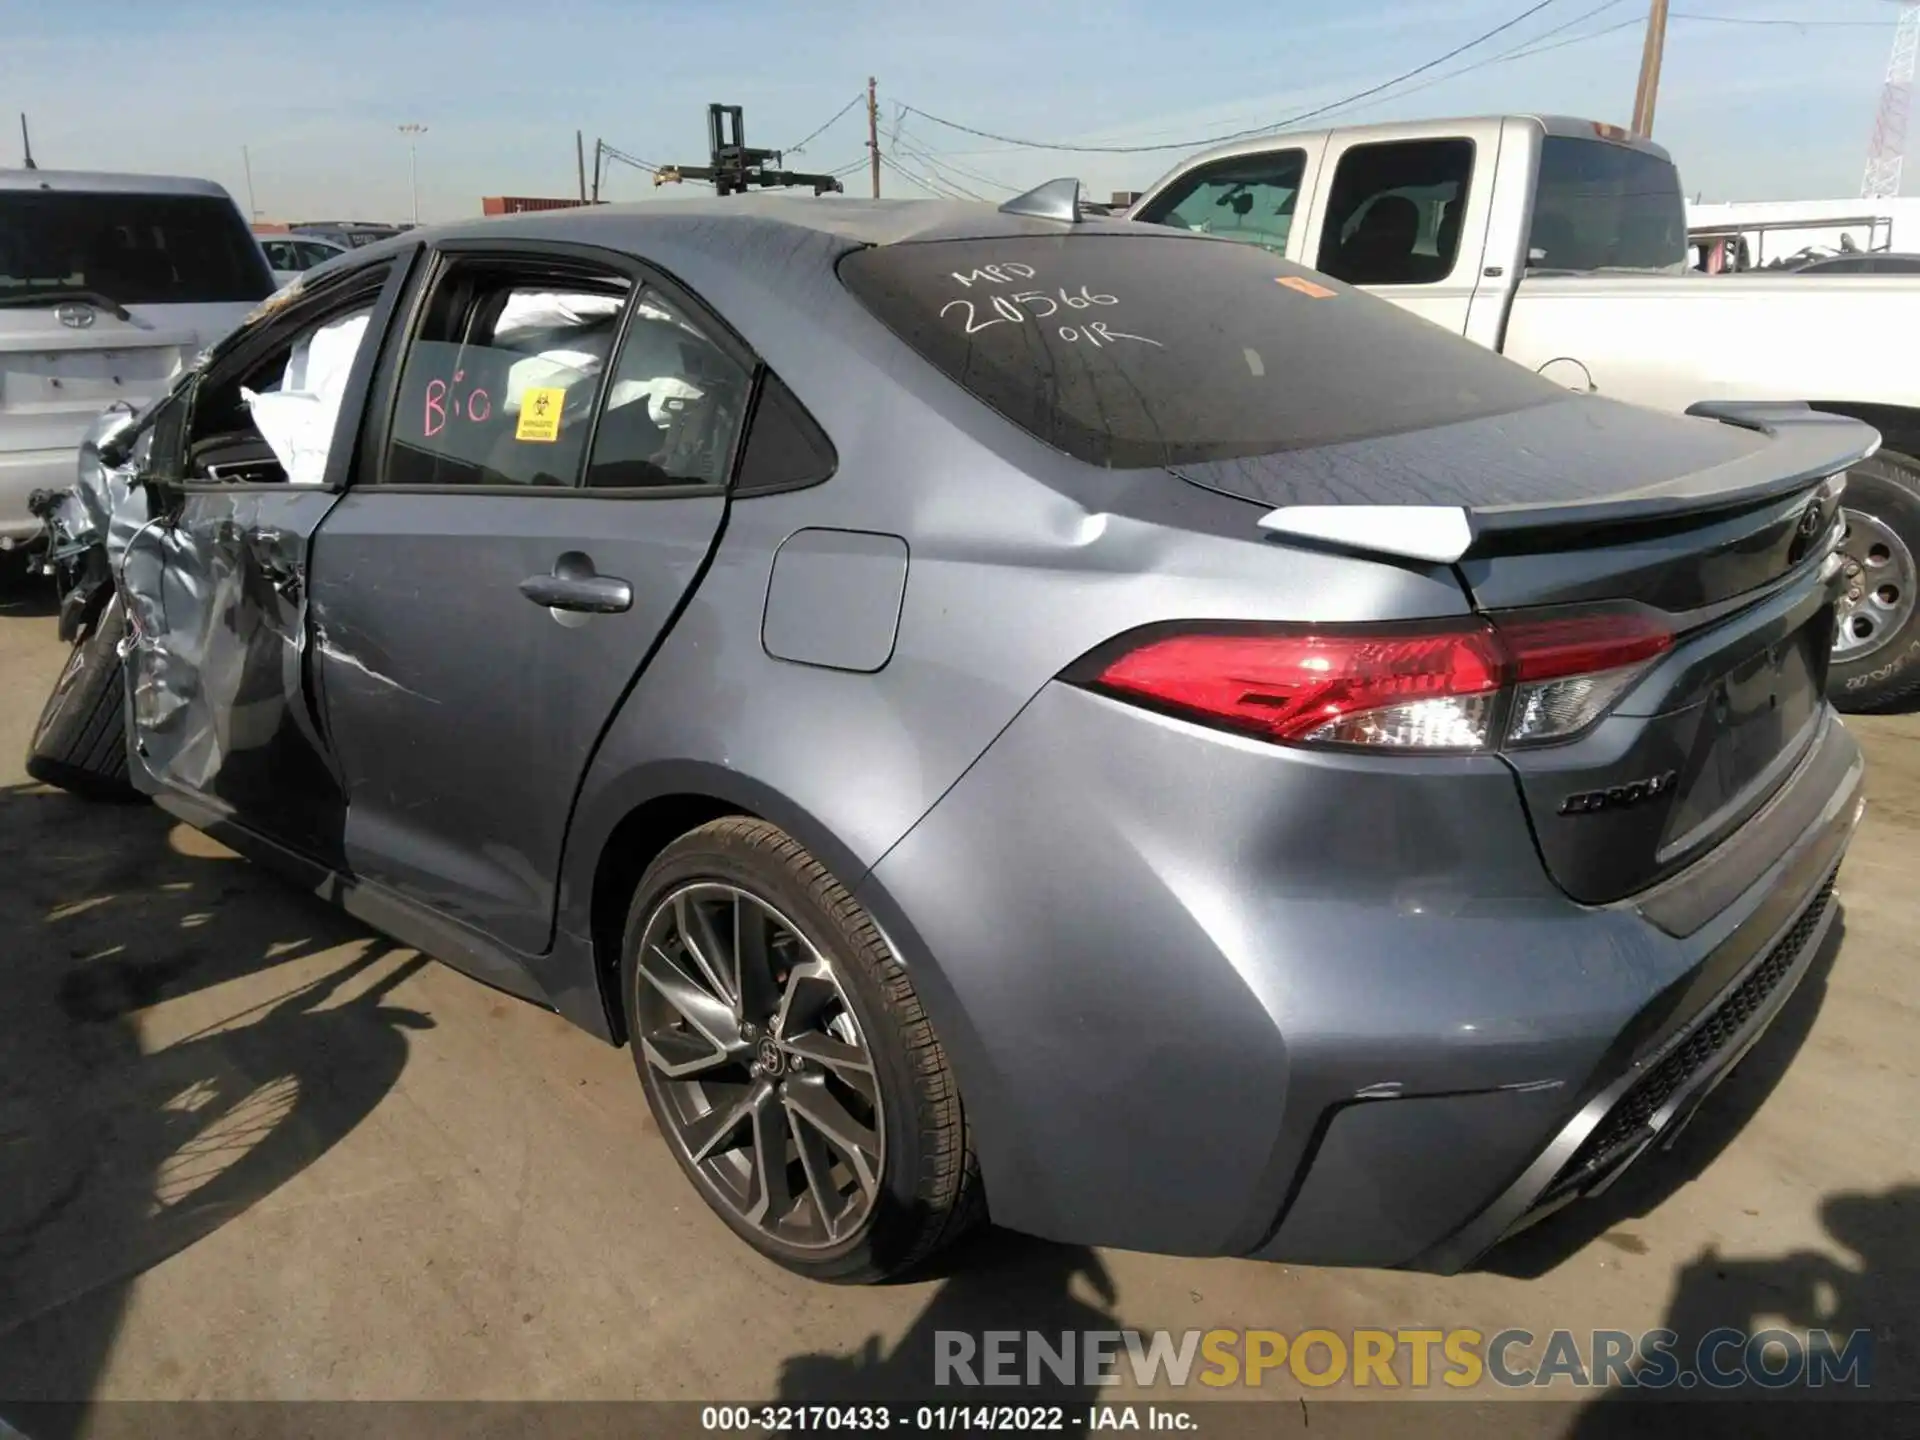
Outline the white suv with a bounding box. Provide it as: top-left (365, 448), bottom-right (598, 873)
top-left (1, 169), bottom-right (273, 548)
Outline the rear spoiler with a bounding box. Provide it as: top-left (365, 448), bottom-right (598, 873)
top-left (1256, 403), bottom-right (1878, 565)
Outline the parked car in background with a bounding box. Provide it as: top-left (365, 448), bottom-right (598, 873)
top-left (29, 194), bottom-right (1868, 1285)
top-left (260, 233), bottom-right (349, 287)
top-left (1789, 252), bottom-right (1920, 275)
top-left (0, 169), bottom-right (273, 554)
top-left (1128, 114), bottom-right (1920, 710)
top-left (290, 221), bottom-right (404, 250)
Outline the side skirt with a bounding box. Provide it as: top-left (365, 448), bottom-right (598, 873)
top-left (148, 787), bottom-right (561, 1014)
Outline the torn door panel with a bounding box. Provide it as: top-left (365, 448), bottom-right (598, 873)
top-left (110, 482), bottom-right (349, 862)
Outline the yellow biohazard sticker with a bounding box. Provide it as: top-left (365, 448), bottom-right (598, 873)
top-left (516, 388), bottom-right (565, 443)
top-left (1276, 276), bottom-right (1336, 299)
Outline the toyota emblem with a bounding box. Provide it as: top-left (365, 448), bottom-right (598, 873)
top-left (55, 303), bottom-right (96, 329)
top-left (1787, 499), bottom-right (1828, 566)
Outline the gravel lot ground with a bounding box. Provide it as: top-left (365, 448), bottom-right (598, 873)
top-left (0, 564), bottom-right (1912, 1435)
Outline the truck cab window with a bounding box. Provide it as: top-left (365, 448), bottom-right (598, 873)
top-left (1527, 137), bottom-right (1686, 273)
top-left (1315, 139), bottom-right (1475, 287)
top-left (1134, 149), bottom-right (1308, 255)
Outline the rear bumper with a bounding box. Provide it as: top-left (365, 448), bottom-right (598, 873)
top-left (0, 448), bottom-right (78, 543)
top-left (1406, 707), bottom-right (1862, 1271)
top-left (864, 682), bottom-right (1864, 1266)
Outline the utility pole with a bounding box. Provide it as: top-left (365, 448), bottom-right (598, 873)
top-left (242, 145), bottom-right (258, 220)
top-left (576, 129), bottom-right (587, 204)
top-left (867, 77), bottom-right (881, 199)
top-left (591, 138), bottom-right (603, 203)
top-left (1630, 0), bottom-right (1670, 137)
top-left (398, 122), bottom-right (427, 226)
top-left (20, 113), bottom-right (36, 170)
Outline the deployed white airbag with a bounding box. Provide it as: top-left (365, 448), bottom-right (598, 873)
top-left (494, 290), bottom-right (624, 343)
top-left (243, 309), bottom-right (373, 485)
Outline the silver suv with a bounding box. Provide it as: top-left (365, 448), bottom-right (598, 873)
top-left (0, 169), bottom-right (273, 547)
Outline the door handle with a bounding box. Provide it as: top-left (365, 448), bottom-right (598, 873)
top-left (519, 553), bottom-right (632, 615)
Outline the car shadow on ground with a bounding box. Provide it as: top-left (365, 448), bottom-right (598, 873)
top-left (776, 1231), bottom-right (1121, 1434)
top-left (1478, 910), bottom-right (1849, 1281)
top-left (0, 560), bottom-right (57, 620)
top-left (1565, 1181), bottom-right (1917, 1433)
top-left (0, 781), bottom-right (432, 1420)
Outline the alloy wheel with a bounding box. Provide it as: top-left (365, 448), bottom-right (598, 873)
top-left (634, 882), bottom-right (885, 1251)
top-left (1835, 506), bottom-right (1918, 659)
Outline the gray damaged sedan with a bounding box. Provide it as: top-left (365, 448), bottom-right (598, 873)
top-left (28, 187), bottom-right (1872, 1281)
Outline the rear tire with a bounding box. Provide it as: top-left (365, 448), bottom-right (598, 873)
top-left (620, 818), bottom-right (983, 1283)
top-left (25, 592), bottom-right (139, 801)
top-left (1829, 451), bottom-right (1920, 713)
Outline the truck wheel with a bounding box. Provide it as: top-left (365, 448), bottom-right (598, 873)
top-left (1829, 452), bottom-right (1920, 713)
top-left (25, 592), bottom-right (140, 801)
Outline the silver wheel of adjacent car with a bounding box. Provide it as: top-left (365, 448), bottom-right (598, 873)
top-left (1833, 505), bottom-right (1918, 660)
top-left (634, 881), bottom-right (886, 1251)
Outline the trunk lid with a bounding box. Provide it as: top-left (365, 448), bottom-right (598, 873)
top-left (1176, 400), bottom-right (1874, 904)
top-left (0, 305), bottom-right (202, 453)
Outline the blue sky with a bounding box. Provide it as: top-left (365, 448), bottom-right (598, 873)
top-left (0, 0), bottom-right (1903, 222)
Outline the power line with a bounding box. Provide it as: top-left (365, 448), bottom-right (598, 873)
top-left (900, 0), bottom-right (1574, 155)
top-left (1461, 0), bottom-right (1635, 63)
top-left (1673, 11), bottom-right (1896, 26)
top-left (878, 156), bottom-right (956, 199)
top-left (879, 151), bottom-right (984, 200)
top-left (600, 142), bottom-right (665, 175)
top-left (783, 93), bottom-right (865, 155)
top-left (920, 3), bottom-right (1622, 156)
top-left (1316, 3), bottom-right (1643, 122)
top-left (892, 152), bottom-right (987, 201)
top-left (893, 131), bottom-right (1019, 194)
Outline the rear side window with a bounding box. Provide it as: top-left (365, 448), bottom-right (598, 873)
top-left (732, 371), bottom-right (837, 495)
top-left (838, 234), bottom-right (1561, 469)
top-left (1134, 149), bottom-right (1308, 255)
top-left (1529, 137), bottom-right (1686, 273)
top-left (583, 290), bottom-right (751, 490)
top-left (386, 271), bottom-right (629, 488)
top-left (1315, 139), bottom-right (1475, 286)
top-left (0, 191), bottom-right (273, 305)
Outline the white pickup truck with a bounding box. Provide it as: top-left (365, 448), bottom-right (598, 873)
top-left (1125, 113), bottom-right (1920, 711)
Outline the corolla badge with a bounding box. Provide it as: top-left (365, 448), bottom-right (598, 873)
top-left (1558, 770), bottom-right (1679, 816)
top-left (55, 303), bottom-right (96, 329)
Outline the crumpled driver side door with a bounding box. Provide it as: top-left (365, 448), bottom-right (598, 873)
top-left (111, 256), bottom-right (414, 870)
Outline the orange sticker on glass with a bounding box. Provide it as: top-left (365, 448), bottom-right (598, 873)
top-left (1276, 276), bottom-right (1336, 298)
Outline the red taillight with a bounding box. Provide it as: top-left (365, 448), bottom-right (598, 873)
top-left (1078, 607), bottom-right (1672, 752)
top-left (1496, 610), bottom-right (1673, 682)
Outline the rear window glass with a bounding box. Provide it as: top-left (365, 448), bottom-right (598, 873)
top-left (838, 234), bottom-right (1563, 469)
top-left (0, 191), bottom-right (273, 306)
top-left (1529, 137), bottom-right (1687, 274)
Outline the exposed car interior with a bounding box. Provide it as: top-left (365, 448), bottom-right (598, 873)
top-left (182, 295), bottom-right (379, 487)
top-left (169, 259), bottom-right (754, 494)
top-left (384, 265), bottom-right (750, 490)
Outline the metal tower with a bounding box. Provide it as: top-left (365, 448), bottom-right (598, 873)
top-left (1863, 0), bottom-right (1920, 199)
